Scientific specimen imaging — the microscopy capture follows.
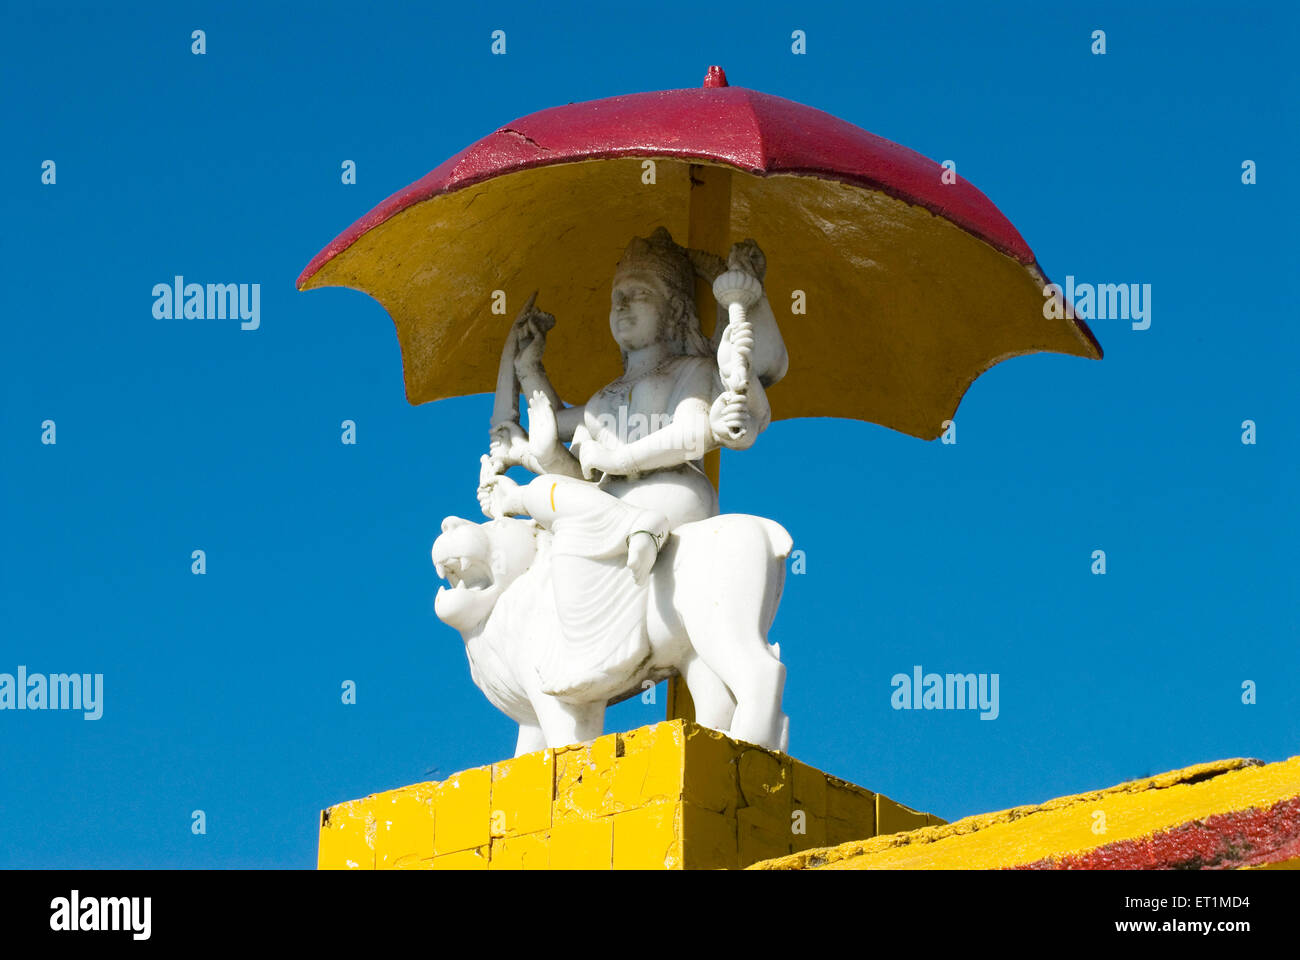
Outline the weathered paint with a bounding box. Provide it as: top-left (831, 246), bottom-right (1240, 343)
top-left (752, 755), bottom-right (1300, 870)
top-left (317, 719), bottom-right (939, 870)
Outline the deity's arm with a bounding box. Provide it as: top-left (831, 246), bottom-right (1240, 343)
top-left (533, 425), bottom-right (586, 479)
top-left (554, 405), bottom-right (586, 440)
top-left (501, 387), bottom-right (582, 480)
top-left (718, 290), bottom-right (788, 390)
top-left (711, 377), bottom-right (771, 452)
top-left (745, 292), bottom-right (789, 388)
top-left (591, 393), bottom-right (716, 478)
top-left (516, 364), bottom-right (585, 442)
top-left (713, 239), bottom-right (788, 389)
top-left (534, 446), bottom-right (585, 479)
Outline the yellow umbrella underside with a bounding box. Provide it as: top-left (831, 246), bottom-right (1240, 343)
top-left (299, 157), bottom-right (1099, 441)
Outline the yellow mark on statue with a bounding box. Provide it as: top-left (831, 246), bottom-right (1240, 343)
top-left (550, 482), bottom-right (557, 513)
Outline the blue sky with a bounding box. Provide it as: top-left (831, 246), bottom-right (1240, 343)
top-left (2, 1), bottom-right (1296, 868)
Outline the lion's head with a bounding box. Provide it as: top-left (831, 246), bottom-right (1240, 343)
top-left (432, 516), bottom-right (542, 634)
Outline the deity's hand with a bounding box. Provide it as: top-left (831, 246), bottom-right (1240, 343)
top-left (513, 310), bottom-right (555, 376)
top-left (709, 390), bottom-right (751, 443)
top-left (577, 438), bottom-right (609, 481)
top-left (727, 238), bottom-right (767, 284)
top-left (477, 472), bottom-right (522, 520)
top-left (717, 320), bottom-right (756, 389)
top-left (626, 532), bottom-right (658, 586)
top-left (578, 438), bottom-right (635, 481)
top-left (526, 390), bottom-right (560, 460)
top-left (489, 421), bottom-right (530, 467)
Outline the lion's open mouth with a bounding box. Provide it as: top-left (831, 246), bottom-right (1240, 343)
top-left (436, 555), bottom-right (493, 592)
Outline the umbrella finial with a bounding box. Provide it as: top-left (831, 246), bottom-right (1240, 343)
top-left (703, 66), bottom-right (728, 88)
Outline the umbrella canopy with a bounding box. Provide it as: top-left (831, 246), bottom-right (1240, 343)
top-left (298, 66), bottom-right (1100, 440)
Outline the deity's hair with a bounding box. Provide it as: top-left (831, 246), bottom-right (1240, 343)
top-left (612, 226), bottom-right (721, 368)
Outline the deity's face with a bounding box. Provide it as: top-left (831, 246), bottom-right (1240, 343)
top-left (609, 270), bottom-right (672, 353)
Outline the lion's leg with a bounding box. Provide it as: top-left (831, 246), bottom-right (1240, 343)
top-left (529, 694), bottom-right (605, 749)
top-left (514, 722), bottom-right (547, 757)
top-left (680, 654), bottom-right (736, 732)
top-left (685, 605), bottom-right (786, 750)
top-left (678, 524), bottom-right (788, 752)
top-left (717, 647), bottom-right (786, 752)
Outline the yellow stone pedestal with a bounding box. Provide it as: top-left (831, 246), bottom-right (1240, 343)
top-left (318, 720), bottom-right (943, 870)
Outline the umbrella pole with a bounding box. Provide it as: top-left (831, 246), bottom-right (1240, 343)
top-left (665, 162), bottom-right (733, 725)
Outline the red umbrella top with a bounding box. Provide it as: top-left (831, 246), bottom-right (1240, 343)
top-left (299, 67), bottom-right (1100, 440)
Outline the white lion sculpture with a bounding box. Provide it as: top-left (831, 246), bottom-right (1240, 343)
top-left (432, 499), bottom-right (792, 757)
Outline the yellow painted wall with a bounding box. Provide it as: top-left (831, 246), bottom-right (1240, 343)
top-left (318, 719), bottom-right (942, 870)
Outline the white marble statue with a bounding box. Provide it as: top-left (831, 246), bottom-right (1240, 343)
top-left (432, 228), bottom-right (793, 755)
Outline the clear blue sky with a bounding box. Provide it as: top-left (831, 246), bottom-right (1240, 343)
top-left (2, 1), bottom-right (1296, 868)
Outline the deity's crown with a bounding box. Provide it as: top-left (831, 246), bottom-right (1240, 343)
top-left (614, 227), bottom-right (696, 308)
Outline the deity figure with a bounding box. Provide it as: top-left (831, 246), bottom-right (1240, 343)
top-left (440, 227), bottom-right (792, 753)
